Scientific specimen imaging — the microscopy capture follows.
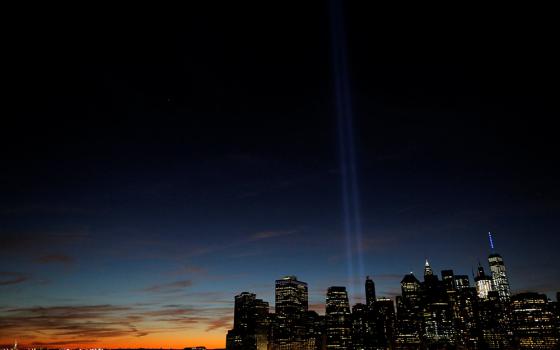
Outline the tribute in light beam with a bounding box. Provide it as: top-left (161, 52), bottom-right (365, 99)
top-left (329, 0), bottom-right (365, 302)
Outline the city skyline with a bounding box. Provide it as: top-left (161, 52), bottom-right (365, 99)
top-left (2, 2), bottom-right (559, 350)
top-left (3, 236), bottom-right (558, 349)
top-left (224, 242), bottom-right (558, 349)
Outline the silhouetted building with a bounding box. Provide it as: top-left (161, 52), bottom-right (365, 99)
top-left (226, 292), bottom-right (270, 350)
top-left (352, 303), bottom-right (373, 350)
top-left (326, 286), bottom-right (352, 349)
top-left (487, 232), bottom-right (512, 303)
top-left (454, 275), bottom-right (470, 290)
top-left (420, 262), bottom-right (454, 348)
top-left (455, 287), bottom-right (480, 348)
top-left (365, 276), bottom-right (376, 310)
top-left (488, 253), bottom-right (511, 303)
top-left (475, 265), bottom-right (493, 299)
top-left (395, 273), bottom-right (422, 349)
top-left (376, 297), bottom-right (396, 349)
top-left (477, 291), bottom-right (509, 349)
top-left (441, 269), bottom-right (455, 291)
top-left (303, 310), bottom-right (326, 350)
top-left (511, 292), bottom-right (558, 349)
top-left (273, 276), bottom-right (311, 350)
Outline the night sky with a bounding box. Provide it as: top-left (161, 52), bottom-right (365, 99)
top-left (2, 5), bottom-right (559, 349)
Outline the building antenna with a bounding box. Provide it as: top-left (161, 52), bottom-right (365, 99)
top-left (488, 231), bottom-right (495, 252)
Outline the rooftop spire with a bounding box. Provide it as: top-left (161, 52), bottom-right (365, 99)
top-left (424, 258), bottom-right (433, 276)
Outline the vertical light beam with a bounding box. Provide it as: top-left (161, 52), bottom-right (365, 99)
top-left (329, 0), bottom-right (365, 302)
top-left (488, 231), bottom-right (495, 251)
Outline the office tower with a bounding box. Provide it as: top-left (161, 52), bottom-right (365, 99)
top-left (326, 286), bottom-right (352, 349)
top-left (487, 233), bottom-right (511, 303)
top-left (551, 295), bottom-right (560, 346)
top-left (276, 275), bottom-right (308, 315)
top-left (273, 275), bottom-right (310, 349)
top-left (416, 261), bottom-right (454, 347)
top-left (455, 287), bottom-right (479, 348)
top-left (226, 292), bottom-right (270, 350)
top-left (303, 310), bottom-right (326, 350)
top-left (422, 260), bottom-right (440, 298)
top-left (511, 292), bottom-right (559, 349)
top-left (441, 270), bottom-right (455, 291)
top-left (475, 265), bottom-right (493, 299)
top-left (395, 273), bottom-right (422, 349)
top-left (453, 275), bottom-right (470, 290)
top-left (376, 297), bottom-right (396, 349)
top-left (365, 276), bottom-right (376, 309)
top-left (352, 303), bottom-right (373, 350)
top-left (477, 291), bottom-right (509, 349)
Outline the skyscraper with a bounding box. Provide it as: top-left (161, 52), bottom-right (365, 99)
top-left (511, 293), bottom-right (559, 349)
top-left (424, 259), bottom-right (433, 277)
top-left (441, 270), bottom-right (455, 291)
top-left (365, 276), bottom-right (376, 309)
top-left (453, 275), bottom-right (470, 290)
top-left (273, 276), bottom-right (309, 349)
top-left (395, 273), bottom-right (422, 348)
top-left (275, 275), bottom-right (308, 315)
top-left (376, 297), bottom-right (396, 349)
top-left (487, 232), bottom-right (511, 303)
top-left (326, 286), bottom-right (352, 349)
top-left (226, 292), bottom-right (270, 350)
top-left (474, 265), bottom-right (493, 299)
top-left (351, 303), bottom-right (372, 350)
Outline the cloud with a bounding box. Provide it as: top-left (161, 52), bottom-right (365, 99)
top-left (249, 230), bottom-right (297, 241)
top-left (31, 340), bottom-right (98, 346)
top-left (35, 254), bottom-right (74, 265)
top-left (0, 302), bottom-right (235, 344)
top-left (206, 315), bottom-right (233, 331)
top-left (0, 272), bottom-right (29, 286)
top-left (0, 304), bottom-right (147, 340)
top-left (169, 265), bottom-right (208, 276)
top-left (0, 232), bottom-right (89, 253)
top-left (142, 280), bottom-right (193, 293)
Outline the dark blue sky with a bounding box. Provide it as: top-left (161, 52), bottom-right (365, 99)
top-left (1, 4), bottom-right (559, 347)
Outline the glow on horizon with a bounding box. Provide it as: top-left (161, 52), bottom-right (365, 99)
top-left (0, 330), bottom-right (227, 349)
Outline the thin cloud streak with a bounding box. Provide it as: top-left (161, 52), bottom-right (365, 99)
top-left (35, 254), bottom-right (74, 265)
top-left (0, 272), bottom-right (29, 286)
top-left (142, 280), bottom-right (193, 293)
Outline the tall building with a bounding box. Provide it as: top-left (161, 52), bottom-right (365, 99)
top-left (511, 292), bottom-right (558, 349)
top-left (474, 265), bottom-right (493, 299)
top-left (441, 269), bottom-right (455, 291)
top-left (376, 297), bottom-right (396, 349)
top-left (273, 276), bottom-right (310, 350)
top-left (487, 232), bottom-right (511, 302)
top-left (477, 291), bottom-right (509, 349)
top-left (351, 303), bottom-right (373, 350)
top-left (226, 292), bottom-right (270, 350)
top-left (395, 273), bottom-right (422, 349)
top-left (454, 287), bottom-right (479, 348)
top-left (453, 275), bottom-right (470, 290)
top-left (326, 286), bottom-right (352, 349)
top-left (420, 262), bottom-right (454, 347)
top-left (276, 275), bottom-right (308, 315)
top-left (365, 276), bottom-right (376, 309)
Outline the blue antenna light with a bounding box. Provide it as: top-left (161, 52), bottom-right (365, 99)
top-left (488, 231), bottom-right (495, 251)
